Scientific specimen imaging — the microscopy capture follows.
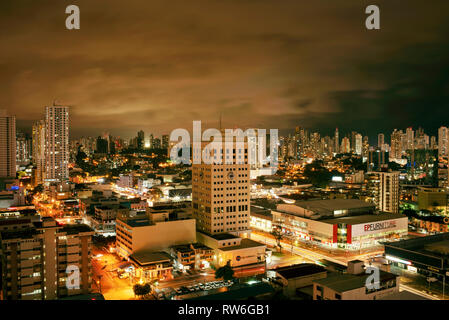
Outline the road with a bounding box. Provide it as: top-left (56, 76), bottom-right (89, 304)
top-left (91, 248), bottom-right (135, 300)
top-left (250, 231), bottom-right (439, 300)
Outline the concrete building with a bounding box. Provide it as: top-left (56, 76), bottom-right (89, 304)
top-left (115, 213), bottom-right (196, 259)
top-left (439, 126), bottom-right (449, 157)
top-left (32, 120), bottom-right (46, 185)
top-left (128, 251), bottom-right (173, 282)
top-left (269, 263), bottom-right (327, 297)
top-left (250, 206), bottom-right (273, 233)
top-left (0, 110), bottom-right (16, 180)
top-left (45, 104), bottom-right (69, 183)
top-left (0, 216), bottom-right (93, 300)
top-left (384, 232), bottom-right (449, 279)
top-left (377, 171), bottom-right (400, 213)
top-left (417, 187), bottom-right (449, 214)
top-left (170, 243), bottom-right (214, 271)
top-left (192, 133), bottom-right (251, 236)
top-left (272, 199), bottom-right (407, 250)
top-left (367, 171), bottom-right (400, 213)
top-left (196, 232), bottom-right (267, 277)
top-left (313, 260), bottom-right (399, 300)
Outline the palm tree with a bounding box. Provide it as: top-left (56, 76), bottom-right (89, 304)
top-left (271, 228), bottom-right (283, 253)
top-left (215, 261), bottom-right (235, 281)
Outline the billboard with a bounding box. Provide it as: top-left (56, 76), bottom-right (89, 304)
top-left (351, 217), bottom-right (408, 237)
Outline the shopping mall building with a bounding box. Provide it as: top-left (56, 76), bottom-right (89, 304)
top-left (272, 199), bottom-right (408, 250)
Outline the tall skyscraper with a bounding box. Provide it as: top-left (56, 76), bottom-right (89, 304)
top-left (340, 137), bottom-right (350, 154)
top-left (137, 130), bottom-right (145, 150)
top-left (377, 133), bottom-right (385, 149)
top-left (45, 104), bottom-right (69, 183)
top-left (355, 133), bottom-right (362, 155)
top-left (406, 127), bottom-right (414, 151)
top-left (0, 109), bottom-right (16, 179)
top-left (192, 132), bottom-right (250, 236)
top-left (334, 128), bottom-right (339, 154)
top-left (390, 129), bottom-right (403, 161)
top-left (32, 120), bottom-right (46, 185)
top-left (438, 126), bottom-right (449, 157)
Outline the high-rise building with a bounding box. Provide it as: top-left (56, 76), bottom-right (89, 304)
top-left (0, 110), bottom-right (16, 179)
top-left (162, 134), bottom-right (169, 149)
top-left (45, 104), bottom-right (69, 183)
top-left (377, 133), bottom-right (385, 150)
top-left (192, 132), bottom-right (250, 236)
top-left (334, 128), bottom-right (339, 154)
top-left (362, 136), bottom-right (369, 158)
top-left (390, 129), bottom-right (403, 161)
top-left (137, 130), bottom-right (145, 150)
top-left (354, 133), bottom-right (362, 155)
top-left (377, 171), bottom-right (400, 214)
top-left (438, 126), bottom-right (449, 157)
top-left (16, 131), bottom-right (32, 165)
top-left (340, 137), bottom-right (350, 154)
top-left (32, 120), bottom-right (46, 185)
top-left (0, 215), bottom-right (94, 300)
top-left (406, 127), bottom-right (414, 151)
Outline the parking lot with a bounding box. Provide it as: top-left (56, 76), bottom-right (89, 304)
top-left (154, 280), bottom-right (235, 299)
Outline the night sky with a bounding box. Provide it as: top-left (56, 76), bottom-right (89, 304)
top-left (1, 0), bottom-right (449, 141)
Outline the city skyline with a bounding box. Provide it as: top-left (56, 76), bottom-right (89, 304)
top-left (1, 1), bottom-right (449, 139)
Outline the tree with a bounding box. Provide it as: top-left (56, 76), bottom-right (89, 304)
top-left (215, 261), bottom-right (235, 281)
top-left (133, 284), bottom-right (144, 299)
top-left (271, 228), bottom-right (283, 252)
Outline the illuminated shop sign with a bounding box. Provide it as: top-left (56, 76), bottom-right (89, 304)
top-left (364, 220), bottom-right (396, 232)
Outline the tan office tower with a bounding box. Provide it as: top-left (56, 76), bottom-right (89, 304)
top-left (376, 171), bottom-right (400, 213)
top-left (32, 120), bottom-right (46, 185)
top-left (45, 104), bottom-right (69, 182)
top-left (192, 132), bottom-right (251, 237)
top-left (0, 110), bottom-right (16, 178)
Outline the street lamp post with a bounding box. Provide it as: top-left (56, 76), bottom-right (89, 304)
top-left (97, 275), bottom-right (103, 294)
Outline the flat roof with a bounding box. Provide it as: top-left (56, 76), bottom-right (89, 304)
top-left (210, 233), bottom-right (240, 241)
top-left (123, 218), bottom-right (152, 227)
top-left (322, 213), bottom-right (407, 225)
top-left (250, 206), bottom-right (272, 219)
top-left (313, 270), bottom-right (396, 293)
top-left (384, 232), bottom-right (449, 259)
top-left (274, 263), bottom-right (327, 279)
top-left (294, 199), bottom-right (375, 212)
top-left (129, 251), bottom-right (171, 266)
top-left (219, 239), bottom-right (265, 251)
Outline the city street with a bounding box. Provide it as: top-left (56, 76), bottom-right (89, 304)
top-left (91, 248), bottom-right (135, 300)
top-left (250, 230), bottom-right (441, 300)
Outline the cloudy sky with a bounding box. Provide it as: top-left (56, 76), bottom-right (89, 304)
top-left (1, 0), bottom-right (449, 141)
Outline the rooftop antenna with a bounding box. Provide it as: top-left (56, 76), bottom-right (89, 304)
top-left (219, 113), bottom-right (222, 130)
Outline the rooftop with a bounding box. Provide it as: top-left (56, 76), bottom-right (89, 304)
top-left (313, 270), bottom-right (397, 293)
top-left (274, 263), bottom-right (327, 279)
top-left (384, 232), bottom-right (449, 259)
top-left (294, 199), bottom-right (375, 213)
top-left (60, 224), bottom-right (93, 235)
top-left (210, 233), bottom-right (240, 241)
top-left (130, 251), bottom-right (172, 266)
top-left (219, 238), bottom-right (265, 251)
top-left (321, 213), bottom-right (406, 225)
top-left (250, 206), bottom-right (272, 219)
